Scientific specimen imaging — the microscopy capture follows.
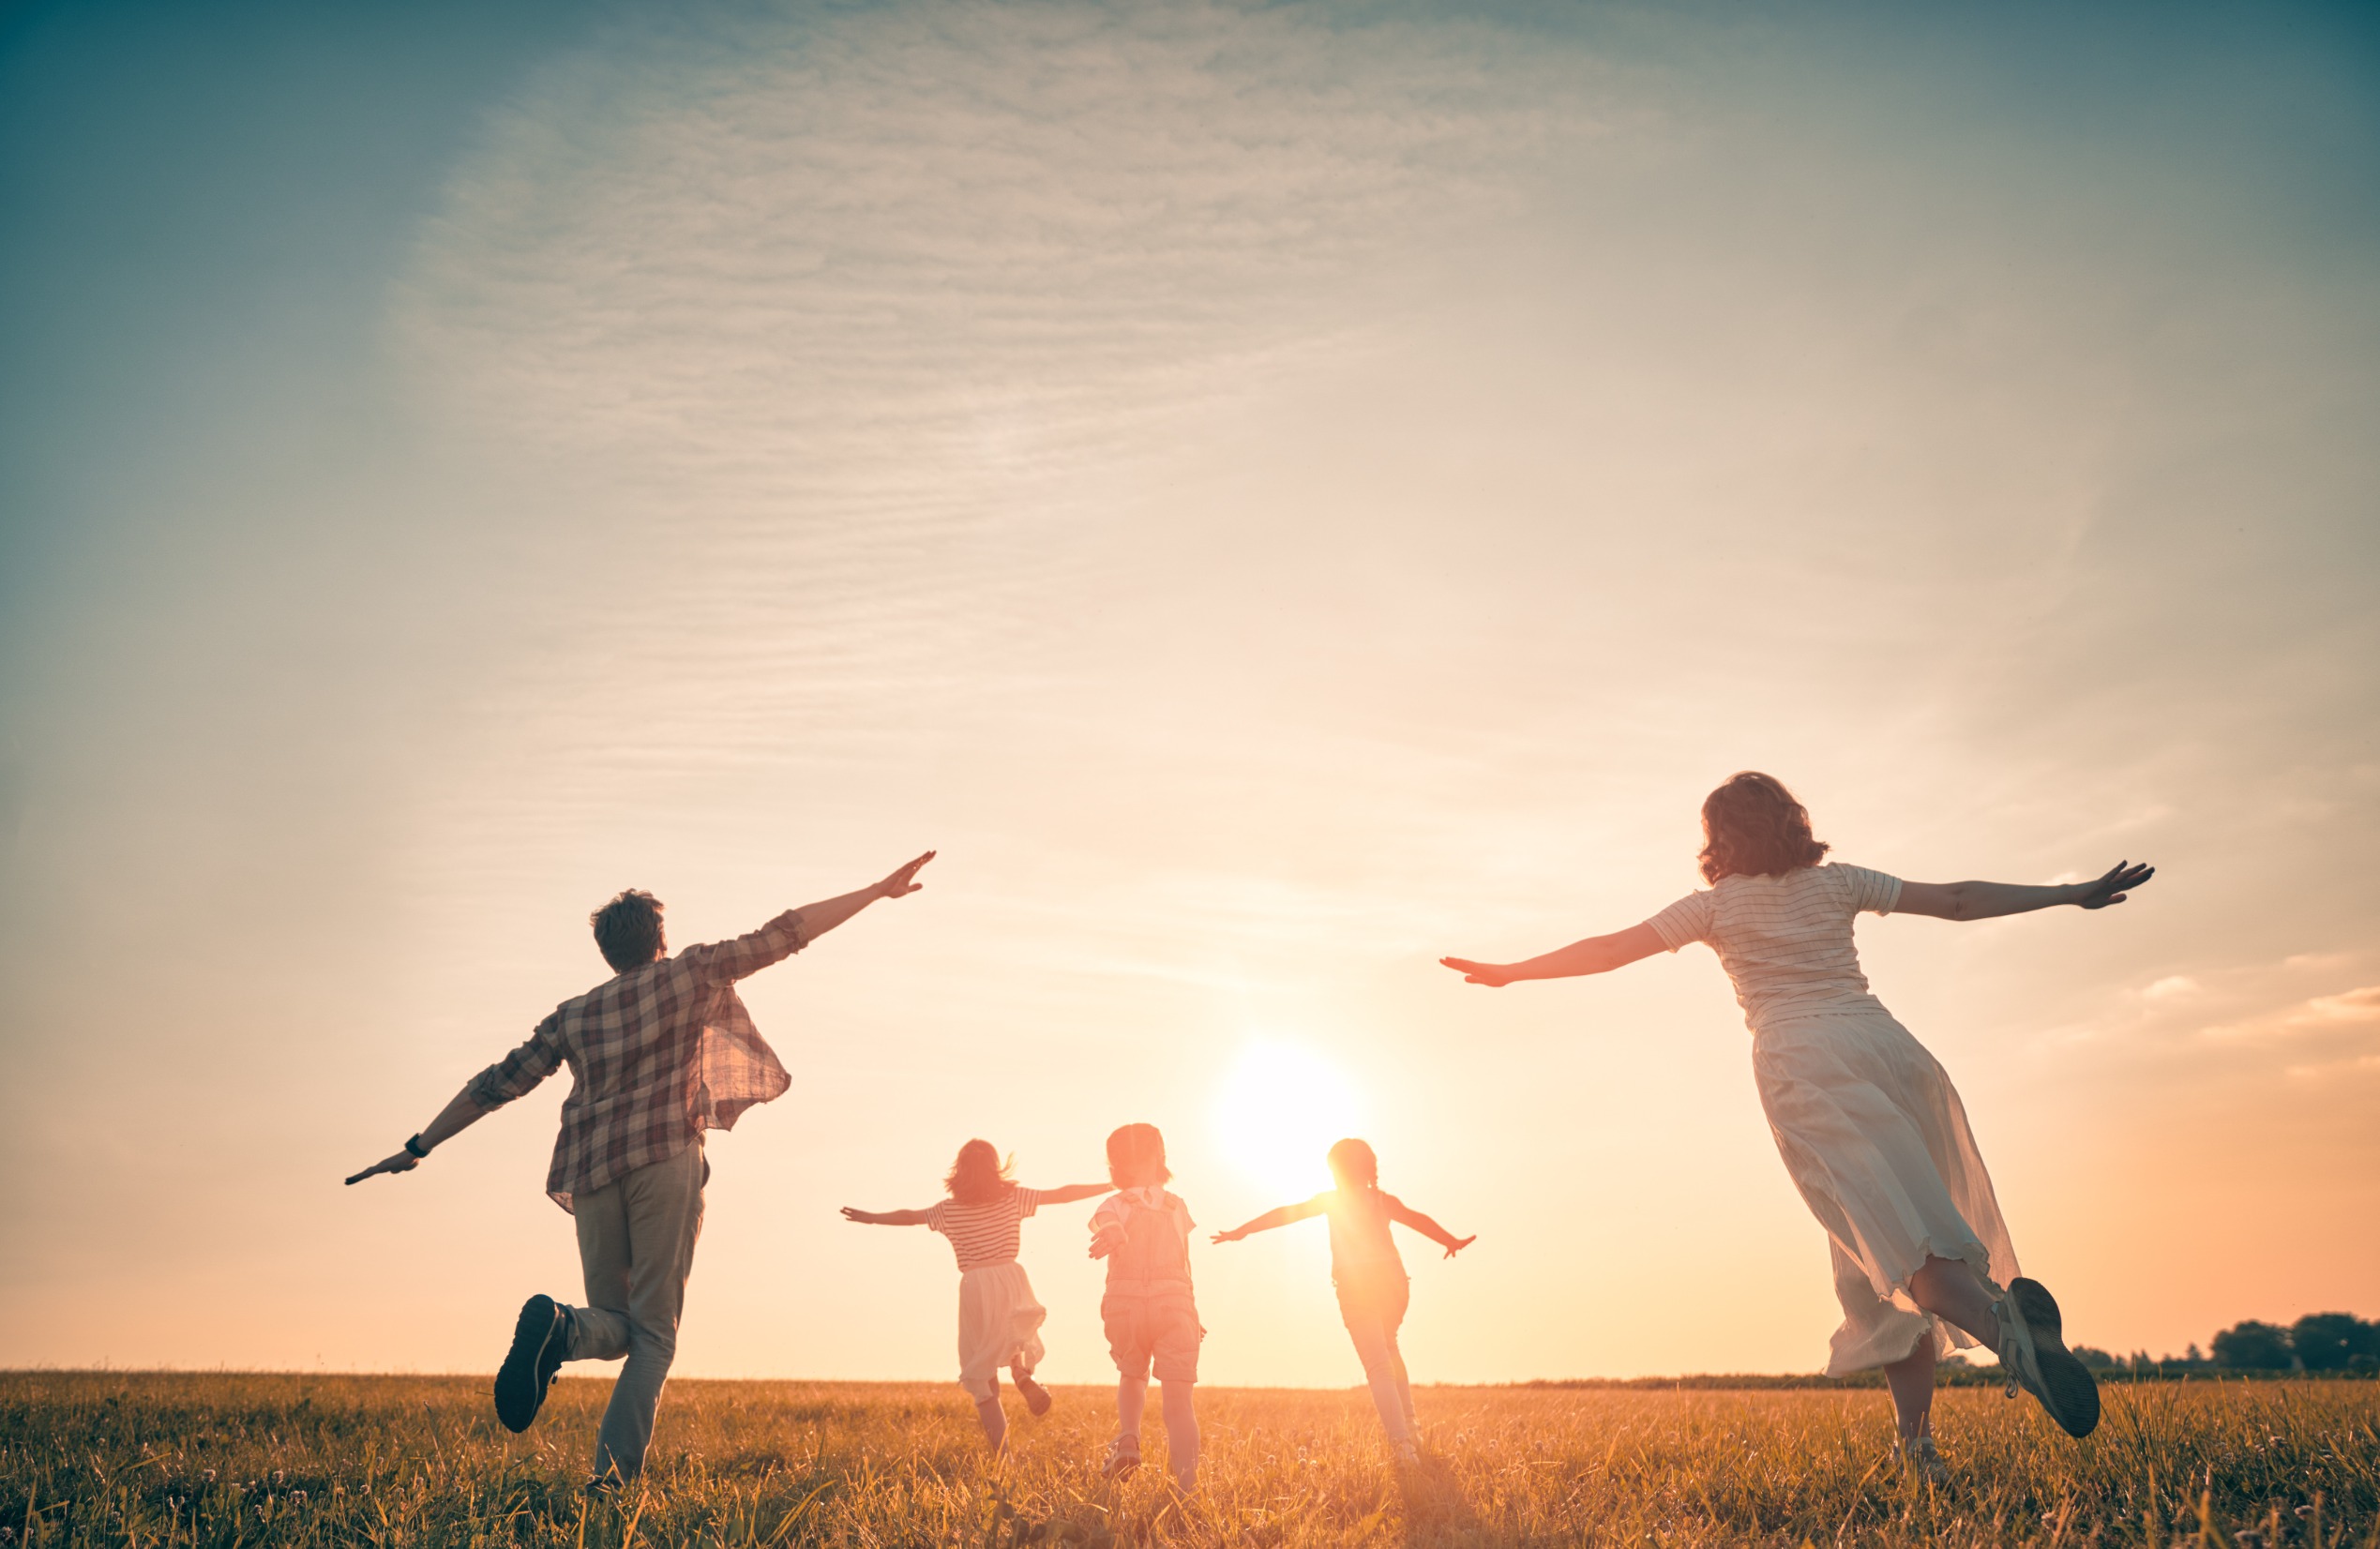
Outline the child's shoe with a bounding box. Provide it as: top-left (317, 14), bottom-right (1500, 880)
top-left (1391, 1439), bottom-right (1421, 1468)
top-left (1015, 1374), bottom-right (1053, 1417)
top-left (1101, 1436), bottom-right (1141, 1480)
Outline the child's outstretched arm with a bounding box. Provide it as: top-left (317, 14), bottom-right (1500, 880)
top-left (841, 1206), bottom-right (933, 1226)
top-left (1440, 922), bottom-right (1664, 988)
top-left (1211, 1198), bottom-right (1326, 1244)
top-left (1032, 1182), bottom-right (1115, 1206)
top-left (1386, 1196), bottom-right (1476, 1257)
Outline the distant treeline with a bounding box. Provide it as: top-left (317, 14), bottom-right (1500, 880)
top-left (2073, 1312), bottom-right (2380, 1377)
top-left (1504, 1312), bottom-right (2379, 1391)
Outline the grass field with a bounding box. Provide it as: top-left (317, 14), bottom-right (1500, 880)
top-left (4, 1372), bottom-right (2375, 1547)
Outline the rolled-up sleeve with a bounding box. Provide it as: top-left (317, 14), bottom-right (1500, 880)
top-left (1645, 891), bottom-right (1714, 953)
top-left (469, 1013), bottom-right (565, 1110)
top-left (675, 909), bottom-right (808, 987)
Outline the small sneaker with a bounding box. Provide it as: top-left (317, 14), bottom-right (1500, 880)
top-left (1894, 1436), bottom-right (1949, 1483)
top-left (1101, 1436), bottom-right (1142, 1481)
top-left (1993, 1277), bottom-right (2101, 1438)
top-left (1014, 1374), bottom-right (1053, 1418)
top-left (493, 1294), bottom-right (569, 1434)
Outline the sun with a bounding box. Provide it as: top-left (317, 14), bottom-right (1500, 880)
top-left (1213, 1040), bottom-right (1363, 1199)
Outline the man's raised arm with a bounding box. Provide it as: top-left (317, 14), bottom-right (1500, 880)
top-left (678, 850), bottom-right (937, 984)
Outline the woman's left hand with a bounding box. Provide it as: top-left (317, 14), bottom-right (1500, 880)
top-left (2075, 860), bottom-right (2155, 910)
top-left (1439, 957), bottom-right (1514, 987)
top-left (1442, 1235), bottom-right (1476, 1258)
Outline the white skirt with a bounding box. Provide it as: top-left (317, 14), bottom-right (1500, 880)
top-left (956, 1260), bottom-right (1047, 1401)
top-left (1753, 1011), bottom-right (2020, 1376)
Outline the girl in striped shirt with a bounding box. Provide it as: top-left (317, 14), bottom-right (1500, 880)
top-left (843, 1139), bottom-right (1110, 1451)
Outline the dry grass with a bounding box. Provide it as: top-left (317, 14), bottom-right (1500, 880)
top-left (3, 1372), bottom-right (2375, 1546)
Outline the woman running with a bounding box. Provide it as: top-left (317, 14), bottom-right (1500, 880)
top-left (1439, 772), bottom-right (2151, 1473)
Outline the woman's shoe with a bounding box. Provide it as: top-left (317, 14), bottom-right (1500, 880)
top-left (1993, 1277), bottom-right (2101, 1437)
top-left (1894, 1436), bottom-right (1949, 1482)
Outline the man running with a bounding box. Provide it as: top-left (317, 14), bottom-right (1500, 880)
top-left (347, 850), bottom-right (936, 1487)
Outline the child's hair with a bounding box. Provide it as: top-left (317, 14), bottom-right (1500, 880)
top-left (1326, 1137), bottom-right (1378, 1191)
top-left (1106, 1122), bottom-right (1171, 1188)
top-left (944, 1139), bottom-right (1017, 1205)
top-left (1698, 771), bottom-right (1830, 883)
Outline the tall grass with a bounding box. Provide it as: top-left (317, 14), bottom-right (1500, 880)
top-left (3, 1372), bottom-right (2374, 1546)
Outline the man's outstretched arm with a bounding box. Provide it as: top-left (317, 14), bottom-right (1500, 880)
top-left (346, 1015), bottom-right (565, 1184)
top-left (682, 850), bottom-right (939, 985)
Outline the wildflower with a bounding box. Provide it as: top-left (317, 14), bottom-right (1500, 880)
top-left (273, 1470), bottom-right (286, 1485)
top-left (293, 1490), bottom-right (309, 1504)
top-left (202, 1468), bottom-right (217, 1483)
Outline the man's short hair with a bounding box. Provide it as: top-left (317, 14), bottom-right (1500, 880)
top-left (591, 890), bottom-right (666, 971)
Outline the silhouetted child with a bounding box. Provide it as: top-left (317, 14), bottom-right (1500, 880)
top-left (843, 1139), bottom-right (1109, 1451)
top-left (1213, 1138), bottom-right (1472, 1464)
top-left (1088, 1122), bottom-right (1201, 1489)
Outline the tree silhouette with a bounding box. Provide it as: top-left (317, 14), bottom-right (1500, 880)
top-left (2289, 1313), bottom-right (2378, 1373)
top-left (2211, 1320), bottom-right (2292, 1370)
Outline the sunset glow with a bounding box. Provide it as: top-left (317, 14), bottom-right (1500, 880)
top-left (2, 1), bottom-right (2375, 1391)
top-left (1213, 1042), bottom-right (1363, 1201)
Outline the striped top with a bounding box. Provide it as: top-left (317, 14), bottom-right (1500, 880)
top-left (926, 1188), bottom-right (1050, 1271)
top-left (1645, 864), bottom-right (1903, 1033)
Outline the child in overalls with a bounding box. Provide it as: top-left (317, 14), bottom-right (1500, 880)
top-left (1088, 1122), bottom-right (1201, 1489)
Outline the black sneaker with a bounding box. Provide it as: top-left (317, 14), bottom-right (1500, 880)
top-left (1994, 1277), bottom-right (2100, 1438)
top-left (494, 1294), bottom-right (568, 1433)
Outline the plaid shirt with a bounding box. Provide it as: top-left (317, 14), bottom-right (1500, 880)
top-left (469, 910), bottom-right (806, 1211)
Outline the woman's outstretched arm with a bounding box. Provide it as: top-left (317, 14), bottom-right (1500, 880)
top-left (1439, 922), bottom-right (1664, 988)
top-left (1896, 861), bottom-right (2154, 922)
top-left (1032, 1182), bottom-right (1116, 1205)
top-left (1212, 1198), bottom-right (1327, 1244)
top-left (1385, 1197), bottom-right (1476, 1257)
top-left (841, 1206), bottom-right (933, 1226)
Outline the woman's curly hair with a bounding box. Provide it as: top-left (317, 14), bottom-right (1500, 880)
top-left (943, 1139), bottom-right (1017, 1205)
top-left (1698, 772), bottom-right (1830, 883)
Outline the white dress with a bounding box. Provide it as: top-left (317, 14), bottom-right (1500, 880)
top-left (1648, 864), bottom-right (2019, 1375)
top-left (927, 1190), bottom-right (1051, 1400)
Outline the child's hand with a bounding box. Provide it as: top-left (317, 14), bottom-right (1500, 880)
top-left (1439, 956), bottom-right (1515, 987)
top-left (839, 1207), bottom-right (877, 1225)
top-left (1442, 1234), bottom-right (1476, 1258)
top-left (1209, 1228), bottom-right (1243, 1245)
top-left (1089, 1226), bottom-right (1122, 1260)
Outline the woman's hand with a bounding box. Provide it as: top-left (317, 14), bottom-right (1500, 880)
top-left (344, 1151), bottom-right (419, 1185)
top-left (2075, 860), bottom-right (2155, 910)
top-left (1441, 1234), bottom-right (1477, 1259)
top-left (874, 851), bottom-right (936, 899)
top-left (1439, 956), bottom-right (1516, 987)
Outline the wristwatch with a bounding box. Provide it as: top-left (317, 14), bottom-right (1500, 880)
top-left (403, 1134), bottom-right (430, 1159)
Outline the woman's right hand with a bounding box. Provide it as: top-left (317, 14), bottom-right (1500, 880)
top-left (1439, 956), bottom-right (1515, 987)
top-left (2075, 860), bottom-right (2155, 910)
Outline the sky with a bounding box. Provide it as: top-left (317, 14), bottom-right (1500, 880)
top-left (2, 0), bottom-right (2376, 1390)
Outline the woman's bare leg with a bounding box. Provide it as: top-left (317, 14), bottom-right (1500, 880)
top-left (1882, 1345), bottom-right (1936, 1440)
top-left (1907, 1256), bottom-right (2001, 1348)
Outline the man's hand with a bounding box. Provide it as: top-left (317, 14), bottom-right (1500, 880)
top-left (1439, 956), bottom-right (1515, 987)
top-left (345, 1151), bottom-right (420, 1186)
top-left (876, 851), bottom-right (936, 899)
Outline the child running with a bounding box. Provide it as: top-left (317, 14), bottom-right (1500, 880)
top-left (1087, 1123), bottom-right (1202, 1490)
top-left (1212, 1138), bottom-right (1473, 1465)
top-left (842, 1139), bottom-right (1110, 1451)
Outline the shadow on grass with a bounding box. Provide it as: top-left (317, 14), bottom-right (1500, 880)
top-left (1396, 1451), bottom-right (1484, 1547)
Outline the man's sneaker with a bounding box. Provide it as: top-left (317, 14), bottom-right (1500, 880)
top-left (1894, 1436), bottom-right (1949, 1483)
top-left (1014, 1374), bottom-right (1053, 1417)
top-left (494, 1295), bottom-right (569, 1434)
top-left (1101, 1436), bottom-right (1141, 1481)
top-left (1993, 1277), bottom-right (2100, 1438)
